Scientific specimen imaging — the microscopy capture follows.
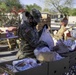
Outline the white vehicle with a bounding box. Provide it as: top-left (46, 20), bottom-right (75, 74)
top-left (55, 18), bottom-right (62, 22)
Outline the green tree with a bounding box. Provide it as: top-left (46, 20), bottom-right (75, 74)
top-left (40, 0), bottom-right (74, 15)
top-left (6, 0), bottom-right (22, 11)
top-left (71, 8), bottom-right (76, 16)
top-left (25, 3), bottom-right (42, 12)
top-left (25, 5), bottom-right (32, 12)
top-left (62, 7), bottom-right (71, 15)
top-left (43, 8), bottom-right (50, 13)
top-left (0, 0), bottom-right (23, 12)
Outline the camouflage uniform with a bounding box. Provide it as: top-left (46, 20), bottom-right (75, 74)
top-left (16, 21), bottom-right (39, 59)
top-left (16, 8), bottom-right (43, 59)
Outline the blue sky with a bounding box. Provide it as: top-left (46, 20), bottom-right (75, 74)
top-left (19, 0), bottom-right (44, 8)
top-left (19, 0), bottom-right (76, 8)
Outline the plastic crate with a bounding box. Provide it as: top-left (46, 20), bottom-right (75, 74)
top-left (48, 57), bottom-right (69, 75)
top-left (60, 51), bottom-right (76, 68)
top-left (15, 63), bottom-right (48, 75)
top-left (0, 61), bottom-right (48, 75)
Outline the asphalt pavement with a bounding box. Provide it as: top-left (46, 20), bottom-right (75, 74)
top-left (51, 19), bottom-right (76, 31)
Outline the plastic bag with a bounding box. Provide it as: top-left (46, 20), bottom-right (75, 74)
top-left (34, 46), bottom-right (50, 56)
top-left (70, 30), bottom-right (76, 38)
top-left (13, 58), bottom-right (38, 71)
top-left (63, 39), bottom-right (76, 51)
top-left (39, 27), bottom-right (54, 50)
top-left (56, 40), bottom-right (70, 53)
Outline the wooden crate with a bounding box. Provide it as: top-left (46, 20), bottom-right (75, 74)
top-left (0, 33), bottom-right (7, 38)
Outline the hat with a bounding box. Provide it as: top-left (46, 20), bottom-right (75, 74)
top-left (31, 9), bottom-right (42, 23)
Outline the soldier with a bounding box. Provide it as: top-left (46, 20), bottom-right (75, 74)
top-left (16, 9), bottom-right (42, 59)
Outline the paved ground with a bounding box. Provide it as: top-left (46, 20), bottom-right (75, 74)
top-left (51, 20), bottom-right (76, 31)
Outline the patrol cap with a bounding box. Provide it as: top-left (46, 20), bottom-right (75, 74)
top-left (31, 8), bottom-right (42, 23)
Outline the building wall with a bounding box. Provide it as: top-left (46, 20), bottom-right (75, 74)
top-left (68, 16), bottom-right (76, 23)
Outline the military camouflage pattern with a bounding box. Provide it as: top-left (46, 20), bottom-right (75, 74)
top-left (18, 21), bottom-right (39, 47)
top-left (17, 21), bottom-right (39, 59)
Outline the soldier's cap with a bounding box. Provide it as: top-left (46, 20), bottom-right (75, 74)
top-left (31, 8), bottom-right (42, 23)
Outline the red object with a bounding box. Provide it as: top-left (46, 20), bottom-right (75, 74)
top-left (11, 6), bottom-right (18, 15)
top-left (18, 9), bottom-right (25, 13)
top-left (11, 10), bottom-right (18, 15)
top-left (67, 31), bottom-right (71, 37)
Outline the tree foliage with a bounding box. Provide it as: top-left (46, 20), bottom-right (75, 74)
top-left (71, 8), bottom-right (76, 16)
top-left (0, 2), bottom-right (8, 12)
top-left (40, 0), bottom-right (74, 15)
top-left (25, 3), bottom-right (42, 12)
top-left (43, 8), bottom-right (51, 13)
top-left (0, 0), bottom-right (23, 12)
top-left (62, 7), bottom-right (71, 15)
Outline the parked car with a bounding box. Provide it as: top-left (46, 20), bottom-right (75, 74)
top-left (55, 18), bottom-right (62, 22)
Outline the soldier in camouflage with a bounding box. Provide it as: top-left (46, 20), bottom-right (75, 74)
top-left (16, 9), bottom-right (42, 59)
